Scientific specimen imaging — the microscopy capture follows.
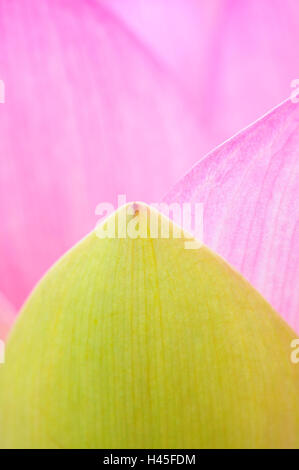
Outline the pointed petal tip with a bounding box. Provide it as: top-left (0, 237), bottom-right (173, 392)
top-left (2, 203), bottom-right (299, 448)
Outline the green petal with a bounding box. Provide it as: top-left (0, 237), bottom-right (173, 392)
top-left (1, 203), bottom-right (299, 448)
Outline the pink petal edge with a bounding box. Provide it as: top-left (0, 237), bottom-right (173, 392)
top-left (164, 99), bottom-right (299, 332)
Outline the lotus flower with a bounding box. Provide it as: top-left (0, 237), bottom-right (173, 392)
top-left (0, 0), bottom-right (299, 449)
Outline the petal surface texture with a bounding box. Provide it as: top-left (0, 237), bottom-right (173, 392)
top-left (1, 204), bottom-right (299, 449)
top-left (0, 0), bottom-right (202, 309)
top-left (165, 100), bottom-right (299, 332)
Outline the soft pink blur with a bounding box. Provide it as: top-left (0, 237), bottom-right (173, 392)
top-left (104, 0), bottom-right (299, 148)
top-left (165, 100), bottom-right (299, 332)
top-left (0, 0), bottom-right (298, 316)
top-left (0, 0), bottom-right (203, 308)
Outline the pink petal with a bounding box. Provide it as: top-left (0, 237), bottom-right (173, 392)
top-left (0, 292), bottom-right (15, 340)
top-left (165, 99), bottom-right (299, 331)
top-left (0, 0), bottom-right (203, 308)
top-left (104, 0), bottom-right (299, 155)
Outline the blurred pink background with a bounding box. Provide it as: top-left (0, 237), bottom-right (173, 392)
top-left (0, 0), bottom-right (298, 312)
